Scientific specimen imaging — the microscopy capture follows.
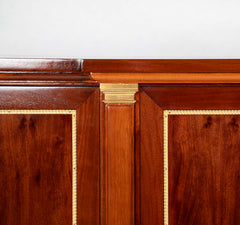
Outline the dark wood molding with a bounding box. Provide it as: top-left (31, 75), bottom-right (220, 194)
top-left (2, 58), bottom-right (240, 74)
top-left (0, 73), bottom-right (96, 86)
top-left (82, 59), bottom-right (240, 73)
top-left (0, 59), bottom-right (92, 85)
top-left (0, 58), bottom-right (81, 72)
top-left (2, 58), bottom-right (240, 85)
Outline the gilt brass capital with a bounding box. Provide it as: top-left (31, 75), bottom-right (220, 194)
top-left (100, 83), bottom-right (138, 104)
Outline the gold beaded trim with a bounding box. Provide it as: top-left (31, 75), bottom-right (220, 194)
top-left (0, 110), bottom-right (77, 225)
top-left (163, 110), bottom-right (240, 225)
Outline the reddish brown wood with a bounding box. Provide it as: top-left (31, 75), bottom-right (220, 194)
top-left (142, 85), bottom-right (240, 110)
top-left (100, 92), bottom-right (107, 225)
top-left (3, 58), bottom-right (240, 225)
top-left (2, 58), bottom-right (240, 75)
top-left (139, 88), bottom-right (163, 225)
top-left (140, 85), bottom-right (240, 225)
top-left (0, 58), bottom-right (81, 72)
top-left (0, 73), bottom-right (93, 86)
top-left (77, 88), bottom-right (100, 225)
top-left (101, 102), bottom-right (135, 225)
top-left (90, 72), bottom-right (240, 83)
top-left (168, 115), bottom-right (240, 225)
top-left (134, 92), bottom-right (141, 225)
top-left (83, 59), bottom-right (240, 73)
top-left (0, 58), bottom-right (93, 86)
top-left (3, 59), bottom-right (240, 85)
top-left (0, 114), bottom-right (72, 225)
top-left (0, 87), bottom-right (99, 225)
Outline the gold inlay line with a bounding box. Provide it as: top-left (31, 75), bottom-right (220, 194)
top-left (163, 110), bottom-right (240, 225)
top-left (0, 110), bottom-right (77, 225)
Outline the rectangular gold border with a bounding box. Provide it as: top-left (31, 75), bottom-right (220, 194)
top-left (0, 110), bottom-right (77, 225)
top-left (163, 110), bottom-right (240, 225)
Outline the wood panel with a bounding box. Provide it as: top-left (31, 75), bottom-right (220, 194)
top-left (139, 88), bottom-right (163, 225)
top-left (0, 113), bottom-right (72, 225)
top-left (101, 102), bottom-right (135, 225)
top-left (77, 88), bottom-right (100, 225)
top-left (168, 114), bottom-right (240, 225)
top-left (0, 87), bottom-right (99, 225)
top-left (140, 86), bottom-right (240, 225)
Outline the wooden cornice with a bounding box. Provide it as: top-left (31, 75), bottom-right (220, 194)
top-left (1, 58), bottom-right (240, 84)
top-left (82, 59), bottom-right (240, 73)
top-left (0, 58), bottom-right (81, 72)
top-left (0, 58), bottom-right (91, 86)
top-left (85, 59), bottom-right (240, 84)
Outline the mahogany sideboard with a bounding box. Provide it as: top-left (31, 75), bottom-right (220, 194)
top-left (1, 59), bottom-right (240, 225)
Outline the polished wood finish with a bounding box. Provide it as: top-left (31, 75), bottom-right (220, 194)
top-left (2, 58), bottom-right (240, 225)
top-left (142, 86), bottom-right (240, 110)
top-left (83, 59), bottom-right (240, 73)
top-left (2, 59), bottom-right (240, 85)
top-left (139, 89), bottom-right (163, 225)
top-left (2, 58), bottom-right (240, 75)
top-left (140, 85), bottom-right (240, 225)
top-left (0, 86), bottom-right (99, 225)
top-left (91, 72), bottom-right (240, 83)
top-left (101, 101), bottom-right (135, 225)
top-left (168, 114), bottom-right (240, 225)
top-left (0, 114), bottom-right (72, 225)
top-left (0, 75), bottom-right (94, 86)
top-left (76, 88), bottom-right (100, 225)
top-left (0, 58), bottom-right (81, 72)
top-left (0, 58), bottom-right (92, 86)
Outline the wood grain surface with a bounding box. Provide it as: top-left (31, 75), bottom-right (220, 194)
top-left (139, 88), bottom-right (164, 225)
top-left (168, 114), bottom-right (240, 225)
top-left (82, 59), bottom-right (240, 73)
top-left (140, 85), bottom-right (240, 225)
top-left (90, 72), bottom-right (240, 83)
top-left (101, 102), bottom-right (135, 225)
top-left (0, 86), bottom-right (99, 225)
top-left (0, 58), bottom-right (81, 72)
top-left (0, 114), bottom-right (73, 225)
top-left (142, 86), bottom-right (240, 110)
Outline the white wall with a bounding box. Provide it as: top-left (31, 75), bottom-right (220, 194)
top-left (0, 0), bottom-right (240, 58)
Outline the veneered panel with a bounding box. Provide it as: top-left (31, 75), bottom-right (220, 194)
top-left (0, 114), bottom-right (72, 225)
top-left (139, 89), bottom-right (163, 225)
top-left (77, 88), bottom-right (100, 225)
top-left (0, 87), bottom-right (100, 225)
top-left (101, 103), bottom-right (134, 225)
top-left (168, 114), bottom-right (240, 225)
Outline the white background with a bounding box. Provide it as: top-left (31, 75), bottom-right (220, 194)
top-left (0, 0), bottom-right (240, 58)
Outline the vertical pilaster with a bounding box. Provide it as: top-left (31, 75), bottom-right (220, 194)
top-left (100, 83), bottom-right (138, 225)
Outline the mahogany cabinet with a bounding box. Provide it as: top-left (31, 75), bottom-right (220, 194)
top-left (1, 59), bottom-right (240, 225)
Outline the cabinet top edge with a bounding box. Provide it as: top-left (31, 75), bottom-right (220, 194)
top-left (0, 58), bottom-right (82, 73)
top-left (82, 59), bottom-right (240, 73)
top-left (1, 59), bottom-right (240, 73)
top-left (2, 59), bottom-right (240, 84)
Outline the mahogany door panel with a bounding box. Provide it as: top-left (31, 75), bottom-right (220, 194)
top-left (139, 86), bottom-right (240, 225)
top-left (0, 87), bottom-right (99, 225)
top-left (168, 114), bottom-right (240, 225)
